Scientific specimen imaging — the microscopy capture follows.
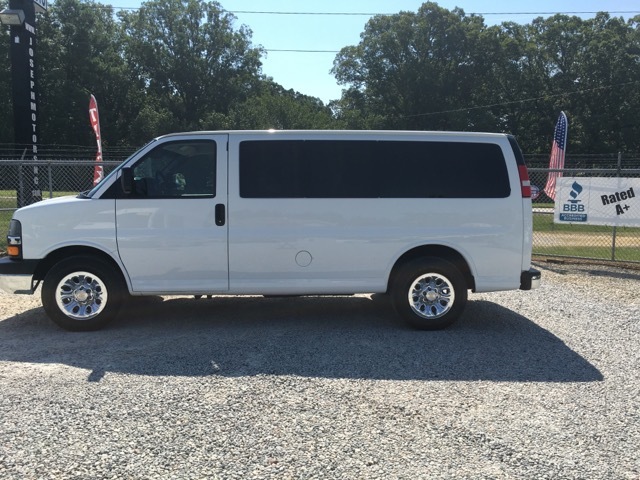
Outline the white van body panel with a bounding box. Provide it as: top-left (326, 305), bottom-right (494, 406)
top-left (15, 196), bottom-right (119, 262)
top-left (226, 197), bottom-right (523, 294)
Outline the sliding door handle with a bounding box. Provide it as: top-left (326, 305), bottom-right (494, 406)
top-left (215, 203), bottom-right (226, 226)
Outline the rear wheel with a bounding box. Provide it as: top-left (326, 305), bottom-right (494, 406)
top-left (42, 256), bottom-right (126, 331)
top-left (391, 257), bottom-right (468, 330)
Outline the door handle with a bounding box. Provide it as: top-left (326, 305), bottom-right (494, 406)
top-left (215, 204), bottom-right (226, 226)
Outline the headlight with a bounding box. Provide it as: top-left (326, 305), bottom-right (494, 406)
top-left (7, 219), bottom-right (22, 258)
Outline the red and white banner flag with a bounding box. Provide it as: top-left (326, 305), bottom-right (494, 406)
top-left (544, 111), bottom-right (568, 201)
top-left (89, 94), bottom-right (104, 185)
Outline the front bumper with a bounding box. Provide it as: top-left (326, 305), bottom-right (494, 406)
top-left (0, 257), bottom-right (38, 294)
top-left (520, 268), bottom-right (541, 291)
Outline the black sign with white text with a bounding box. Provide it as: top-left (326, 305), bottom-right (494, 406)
top-left (9, 0), bottom-right (41, 207)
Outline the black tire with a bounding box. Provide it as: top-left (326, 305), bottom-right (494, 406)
top-left (41, 255), bottom-right (126, 331)
top-left (391, 257), bottom-right (468, 330)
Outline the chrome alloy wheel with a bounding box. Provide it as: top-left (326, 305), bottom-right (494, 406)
top-left (54, 271), bottom-right (108, 320)
top-left (408, 273), bottom-right (455, 319)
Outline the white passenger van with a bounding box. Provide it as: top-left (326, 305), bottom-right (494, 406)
top-left (0, 130), bottom-right (540, 331)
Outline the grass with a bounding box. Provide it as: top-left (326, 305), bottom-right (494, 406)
top-left (534, 245), bottom-right (640, 262)
top-left (0, 191), bottom-right (16, 210)
top-left (0, 212), bottom-right (10, 254)
top-left (534, 214), bottom-right (612, 233)
top-left (533, 211), bottom-right (640, 236)
top-left (0, 190), bottom-right (77, 209)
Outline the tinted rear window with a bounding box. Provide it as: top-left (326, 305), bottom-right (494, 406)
top-left (240, 140), bottom-right (510, 198)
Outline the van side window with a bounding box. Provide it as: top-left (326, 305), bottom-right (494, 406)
top-left (239, 140), bottom-right (510, 198)
top-left (126, 141), bottom-right (216, 198)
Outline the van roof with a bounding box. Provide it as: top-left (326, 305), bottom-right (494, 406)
top-left (157, 130), bottom-right (511, 140)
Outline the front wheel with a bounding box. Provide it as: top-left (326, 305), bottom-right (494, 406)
top-left (391, 257), bottom-right (468, 330)
top-left (42, 256), bottom-right (126, 331)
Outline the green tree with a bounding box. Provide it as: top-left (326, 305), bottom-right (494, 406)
top-left (477, 20), bottom-right (560, 153)
top-left (3, 0), bottom-right (639, 155)
top-left (119, 0), bottom-right (263, 133)
top-left (229, 81), bottom-right (335, 130)
top-left (569, 13), bottom-right (640, 152)
top-left (37, 0), bottom-right (137, 148)
top-left (331, 3), bottom-right (640, 153)
top-left (332, 3), bottom-right (495, 131)
top-left (519, 13), bottom-right (640, 153)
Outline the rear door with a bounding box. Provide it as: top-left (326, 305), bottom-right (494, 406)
top-left (115, 134), bottom-right (228, 293)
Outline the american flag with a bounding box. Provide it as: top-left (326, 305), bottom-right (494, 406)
top-left (544, 111), bottom-right (568, 201)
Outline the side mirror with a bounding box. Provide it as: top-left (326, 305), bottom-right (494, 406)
top-left (121, 167), bottom-right (134, 195)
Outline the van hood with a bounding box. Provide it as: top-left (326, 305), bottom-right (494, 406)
top-left (16, 195), bottom-right (87, 212)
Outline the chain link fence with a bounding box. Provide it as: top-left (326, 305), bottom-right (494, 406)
top-left (1, 151), bottom-right (639, 263)
top-left (528, 153), bottom-right (640, 264)
top-left (0, 160), bottom-right (122, 251)
top-left (0, 144), bottom-right (136, 162)
top-left (0, 145), bottom-right (136, 252)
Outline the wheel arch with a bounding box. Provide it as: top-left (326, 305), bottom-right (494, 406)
top-left (33, 246), bottom-right (129, 291)
top-left (388, 245), bottom-right (475, 293)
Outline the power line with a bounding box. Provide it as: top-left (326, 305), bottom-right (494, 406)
top-left (266, 49), bottom-right (339, 53)
top-left (106, 5), bottom-right (640, 16)
top-left (396, 80), bottom-right (640, 119)
top-left (97, 7), bottom-right (640, 54)
top-left (38, 6), bottom-right (640, 56)
top-left (228, 10), bottom-right (639, 16)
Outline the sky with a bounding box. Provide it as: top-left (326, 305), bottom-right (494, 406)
top-left (112, 0), bottom-right (640, 104)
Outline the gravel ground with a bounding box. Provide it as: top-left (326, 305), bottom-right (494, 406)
top-left (0, 261), bottom-right (638, 479)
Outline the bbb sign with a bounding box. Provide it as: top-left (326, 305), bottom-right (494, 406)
top-left (554, 177), bottom-right (640, 227)
top-left (559, 181), bottom-right (587, 222)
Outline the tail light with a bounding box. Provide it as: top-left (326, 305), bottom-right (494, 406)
top-left (518, 165), bottom-right (531, 198)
